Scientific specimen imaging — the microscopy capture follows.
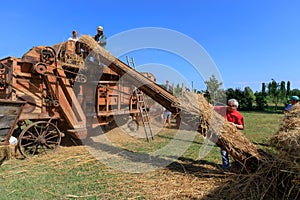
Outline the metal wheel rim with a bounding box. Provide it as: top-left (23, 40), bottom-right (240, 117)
top-left (18, 121), bottom-right (61, 158)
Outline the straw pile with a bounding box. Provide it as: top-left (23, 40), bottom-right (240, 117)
top-left (78, 35), bottom-right (121, 64)
top-left (269, 103), bottom-right (300, 198)
top-left (270, 103), bottom-right (300, 159)
top-left (0, 145), bottom-right (9, 165)
top-left (78, 35), bottom-right (98, 50)
top-left (175, 92), bottom-right (269, 171)
top-left (0, 145), bottom-right (17, 165)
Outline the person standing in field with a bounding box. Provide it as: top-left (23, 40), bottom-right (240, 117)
top-left (284, 95), bottom-right (299, 111)
top-left (221, 98), bottom-right (244, 170)
top-left (162, 107), bottom-right (172, 128)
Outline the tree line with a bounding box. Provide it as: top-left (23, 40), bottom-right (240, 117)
top-left (162, 76), bottom-right (300, 111)
top-left (201, 76), bottom-right (300, 111)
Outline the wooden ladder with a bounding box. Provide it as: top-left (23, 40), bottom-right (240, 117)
top-left (134, 88), bottom-right (154, 142)
top-left (126, 56), bottom-right (153, 141)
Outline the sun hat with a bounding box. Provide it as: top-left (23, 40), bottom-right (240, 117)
top-left (97, 26), bottom-right (103, 31)
top-left (289, 95), bottom-right (299, 101)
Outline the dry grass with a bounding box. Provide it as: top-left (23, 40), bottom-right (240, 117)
top-left (1, 145), bottom-right (228, 199)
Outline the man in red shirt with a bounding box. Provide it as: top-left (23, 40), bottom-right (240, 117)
top-left (221, 98), bottom-right (244, 170)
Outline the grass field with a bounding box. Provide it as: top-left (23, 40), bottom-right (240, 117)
top-left (0, 111), bottom-right (284, 199)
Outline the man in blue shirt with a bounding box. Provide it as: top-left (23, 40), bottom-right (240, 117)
top-left (285, 95), bottom-right (299, 111)
top-left (94, 26), bottom-right (107, 48)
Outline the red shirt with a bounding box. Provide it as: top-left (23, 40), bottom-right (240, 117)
top-left (226, 110), bottom-right (244, 126)
top-left (213, 106), bottom-right (226, 116)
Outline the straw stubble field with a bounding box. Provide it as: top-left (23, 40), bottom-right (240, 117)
top-left (0, 110), bottom-right (289, 199)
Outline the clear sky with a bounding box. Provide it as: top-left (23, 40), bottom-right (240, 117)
top-left (1, 0), bottom-right (299, 92)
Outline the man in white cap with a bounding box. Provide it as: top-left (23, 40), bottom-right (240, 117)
top-left (94, 25), bottom-right (107, 48)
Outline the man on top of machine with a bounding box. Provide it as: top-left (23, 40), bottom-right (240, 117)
top-left (94, 26), bottom-right (107, 48)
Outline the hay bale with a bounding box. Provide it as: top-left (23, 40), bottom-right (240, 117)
top-left (0, 145), bottom-right (10, 161)
top-left (270, 103), bottom-right (300, 160)
top-left (78, 35), bottom-right (98, 50)
top-left (0, 145), bottom-right (18, 165)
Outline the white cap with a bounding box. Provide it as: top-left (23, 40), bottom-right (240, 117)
top-left (97, 26), bottom-right (103, 31)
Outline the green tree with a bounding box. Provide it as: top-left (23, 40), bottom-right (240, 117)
top-left (255, 91), bottom-right (268, 110)
top-left (279, 81), bottom-right (286, 104)
top-left (225, 88), bottom-right (235, 100)
top-left (173, 83), bottom-right (181, 96)
top-left (290, 89), bottom-right (300, 96)
top-left (244, 86), bottom-right (255, 110)
top-left (204, 75), bottom-right (225, 105)
top-left (268, 79), bottom-right (280, 111)
top-left (286, 81), bottom-right (291, 97)
top-left (262, 82), bottom-right (267, 95)
top-left (225, 88), bottom-right (251, 110)
top-left (234, 88), bottom-right (246, 110)
top-left (256, 82), bottom-right (268, 110)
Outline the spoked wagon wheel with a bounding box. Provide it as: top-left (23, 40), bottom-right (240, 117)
top-left (18, 121), bottom-right (62, 157)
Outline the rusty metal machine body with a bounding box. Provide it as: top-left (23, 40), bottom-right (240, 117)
top-left (0, 40), bottom-right (141, 157)
top-left (0, 45), bottom-right (86, 156)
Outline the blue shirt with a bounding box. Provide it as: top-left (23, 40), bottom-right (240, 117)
top-left (94, 34), bottom-right (107, 48)
top-left (284, 104), bottom-right (293, 111)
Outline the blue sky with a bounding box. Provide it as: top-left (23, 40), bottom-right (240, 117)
top-left (1, 0), bottom-right (300, 92)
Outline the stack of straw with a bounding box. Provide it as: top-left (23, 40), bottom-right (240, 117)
top-left (270, 104), bottom-right (300, 159)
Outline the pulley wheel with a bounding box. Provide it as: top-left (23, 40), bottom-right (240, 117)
top-left (52, 100), bottom-right (60, 108)
top-left (40, 47), bottom-right (56, 65)
top-left (34, 63), bottom-right (47, 74)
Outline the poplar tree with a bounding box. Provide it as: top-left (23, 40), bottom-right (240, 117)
top-left (204, 75), bottom-right (224, 105)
